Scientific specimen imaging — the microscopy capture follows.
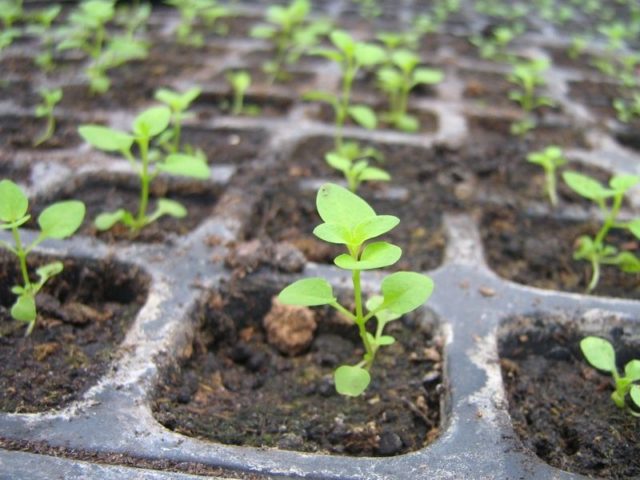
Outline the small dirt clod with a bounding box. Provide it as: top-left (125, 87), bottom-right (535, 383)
top-left (263, 297), bottom-right (317, 356)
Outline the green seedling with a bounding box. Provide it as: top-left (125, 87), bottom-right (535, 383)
top-left (78, 106), bottom-right (210, 233)
top-left (568, 35), bottom-right (589, 60)
top-left (0, 28), bottom-right (20, 53)
top-left (154, 87), bottom-right (201, 153)
top-left (33, 88), bottom-right (63, 147)
top-left (614, 93), bottom-right (640, 123)
top-left (57, 0), bottom-right (116, 60)
top-left (508, 58), bottom-right (554, 136)
top-left (250, 0), bottom-right (330, 83)
top-left (0, 179), bottom-right (85, 336)
top-left (376, 49), bottom-right (443, 132)
top-left (581, 336), bottom-right (640, 415)
top-left (86, 36), bottom-right (148, 93)
top-left (325, 141), bottom-right (388, 192)
top-left (26, 5), bottom-right (63, 72)
top-left (115, 2), bottom-right (151, 38)
top-left (526, 146), bottom-right (567, 206)
top-left (166, 0), bottom-right (229, 46)
top-left (225, 71), bottom-right (259, 115)
top-left (563, 171), bottom-right (640, 292)
top-left (0, 0), bottom-right (23, 28)
top-left (279, 183), bottom-right (434, 396)
top-left (306, 30), bottom-right (385, 151)
top-left (353, 0), bottom-right (381, 19)
top-left (470, 24), bottom-right (522, 62)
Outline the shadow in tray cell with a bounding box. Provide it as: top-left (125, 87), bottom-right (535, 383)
top-left (499, 312), bottom-right (640, 478)
top-left (0, 252), bottom-right (149, 413)
top-left (152, 274), bottom-right (445, 456)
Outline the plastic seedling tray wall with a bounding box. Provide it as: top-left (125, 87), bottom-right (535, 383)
top-left (0, 0), bottom-right (639, 478)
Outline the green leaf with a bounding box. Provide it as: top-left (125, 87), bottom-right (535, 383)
top-left (38, 201), bottom-right (85, 239)
top-left (354, 43), bottom-right (386, 66)
top-left (0, 179), bottom-right (28, 222)
top-left (36, 261), bottom-right (63, 286)
top-left (563, 171), bottom-right (613, 200)
top-left (325, 153), bottom-right (351, 172)
top-left (625, 360), bottom-right (640, 381)
top-left (381, 272), bottom-right (434, 315)
top-left (613, 251), bottom-right (640, 273)
top-left (395, 114), bottom-right (419, 132)
top-left (352, 215), bottom-right (399, 244)
top-left (628, 219), bottom-right (640, 239)
top-left (330, 30), bottom-right (354, 54)
top-left (278, 278), bottom-right (336, 306)
top-left (154, 198), bottom-right (187, 219)
top-left (11, 294), bottom-right (36, 323)
top-left (309, 48), bottom-right (343, 63)
top-left (631, 385), bottom-right (640, 409)
top-left (334, 365), bottom-right (370, 396)
top-left (378, 335), bottom-right (396, 346)
top-left (133, 106), bottom-right (171, 138)
top-left (316, 183), bottom-right (375, 230)
top-left (348, 105), bottom-right (377, 129)
top-left (95, 209), bottom-right (128, 231)
top-left (413, 67), bottom-right (444, 85)
top-left (358, 167), bottom-right (391, 182)
top-left (158, 154), bottom-right (210, 179)
top-left (392, 49), bottom-right (419, 72)
top-left (313, 223), bottom-right (351, 244)
top-left (609, 174), bottom-right (640, 194)
top-left (250, 24), bottom-right (276, 39)
top-left (580, 336), bottom-right (616, 373)
top-left (78, 125), bottom-right (134, 153)
top-left (334, 241), bottom-right (401, 270)
top-left (303, 90), bottom-right (338, 106)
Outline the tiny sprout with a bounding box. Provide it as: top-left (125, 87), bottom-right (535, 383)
top-left (563, 171), bottom-right (640, 292)
top-left (78, 105), bottom-right (210, 233)
top-left (279, 183), bottom-right (434, 396)
top-left (167, 0), bottom-right (229, 47)
top-left (225, 71), bottom-right (257, 116)
top-left (154, 86), bottom-right (202, 153)
top-left (376, 49), bottom-right (443, 132)
top-left (613, 94), bottom-right (640, 123)
top-left (326, 141), bottom-right (389, 192)
top-left (470, 24), bottom-right (523, 62)
top-left (507, 58), bottom-right (554, 136)
top-left (526, 145), bottom-right (567, 206)
top-left (0, 179), bottom-right (85, 336)
top-left (581, 336), bottom-right (640, 415)
top-left (33, 88), bottom-right (63, 147)
top-left (306, 30), bottom-right (386, 150)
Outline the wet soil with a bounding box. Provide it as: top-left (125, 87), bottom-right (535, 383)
top-left (193, 91), bottom-right (292, 118)
top-left (180, 126), bottom-right (268, 164)
top-left (460, 69), bottom-right (516, 109)
top-left (0, 114), bottom-right (82, 150)
top-left (153, 276), bottom-right (444, 456)
top-left (0, 79), bottom-right (40, 108)
top-left (500, 314), bottom-right (640, 478)
top-left (30, 174), bottom-right (221, 243)
top-left (247, 181), bottom-right (446, 272)
top-left (0, 253), bottom-right (149, 413)
top-left (0, 157), bottom-right (31, 184)
top-left (480, 206), bottom-right (640, 299)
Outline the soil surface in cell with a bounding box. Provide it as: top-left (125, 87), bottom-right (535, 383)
top-left (180, 126), bottom-right (268, 164)
top-left (30, 176), bottom-right (220, 243)
top-left (193, 92), bottom-right (292, 119)
top-left (481, 207), bottom-right (640, 299)
top-left (0, 254), bottom-right (149, 413)
top-left (153, 277), bottom-right (444, 456)
top-left (0, 114), bottom-right (82, 150)
top-left (500, 314), bottom-right (640, 479)
top-left (248, 181), bottom-right (446, 272)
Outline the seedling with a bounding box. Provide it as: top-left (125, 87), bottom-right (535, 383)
top-left (33, 88), bottom-right (63, 147)
top-left (507, 58), bottom-right (554, 136)
top-left (614, 93), bottom-right (640, 123)
top-left (0, 28), bottom-right (20, 53)
top-left (353, 0), bottom-right (381, 19)
top-left (279, 183), bottom-right (434, 396)
top-left (167, 0), bottom-right (229, 47)
top-left (86, 36), bottom-right (148, 94)
top-left (580, 336), bottom-right (640, 415)
top-left (225, 71), bottom-right (259, 115)
top-left (0, 180), bottom-right (85, 336)
top-left (376, 49), bottom-right (444, 132)
top-left (526, 146), bottom-right (567, 206)
top-left (154, 87), bottom-right (202, 153)
top-left (115, 2), bottom-right (151, 39)
top-left (325, 141), bottom-right (388, 192)
top-left (57, 0), bottom-right (116, 60)
top-left (470, 24), bottom-right (523, 62)
top-left (25, 5), bottom-right (62, 71)
top-left (0, 0), bottom-right (23, 28)
top-left (250, 0), bottom-right (330, 83)
top-left (306, 30), bottom-right (385, 150)
top-left (562, 171), bottom-right (640, 292)
top-left (78, 106), bottom-right (210, 233)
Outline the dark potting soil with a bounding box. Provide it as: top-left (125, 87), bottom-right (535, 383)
top-left (461, 69), bottom-right (516, 109)
top-left (0, 114), bottom-right (82, 150)
top-left (247, 181), bottom-right (446, 271)
top-left (308, 102), bottom-right (439, 134)
top-left (30, 175), bottom-right (221, 243)
top-left (0, 157), bottom-right (31, 184)
top-left (0, 55), bottom-right (35, 77)
top-left (499, 314), bottom-right (640, 479)
top-left (0, 253), bottom-right (149, 413)
top-left (546, 47), bottom-right (602, 76)
top-left (0, 79), bottom-right (40, 108)
top-left (193, 91), bottom-right (292, 119)
top-left (480, 206), bottom-right (640, 299)
top-left (153, 277), bottom-right (444, 456)
top-left (180, 126), bottom-right (268, 164)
